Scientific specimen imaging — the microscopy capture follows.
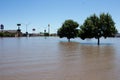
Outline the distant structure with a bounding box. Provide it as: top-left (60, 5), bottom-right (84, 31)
top-left (115, 33), bottom-right (120, 37)
top-left (0, 24), bottom-right (4, 32)
top-left (48, 24), bottom-right (50, 36)
top-left (16, 24), bottom-right (22, 37)
top-left (0, 30), bottom-right (22, 37)
top-left (16, 29), bottom-right (22, 37)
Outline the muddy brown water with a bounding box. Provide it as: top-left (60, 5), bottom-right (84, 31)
top-left (0, 37), bottom-right (120, 80)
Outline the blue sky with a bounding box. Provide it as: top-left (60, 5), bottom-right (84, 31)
top-left (0, 0), bottom-right (120, 33)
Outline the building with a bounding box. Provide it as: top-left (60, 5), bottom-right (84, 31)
top-left (0, 30), bottom-right (22, 37)
top-left (115, 33), bottom-right (120, 37)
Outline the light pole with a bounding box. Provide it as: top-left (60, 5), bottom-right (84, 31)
top-left (17, 24), bottom-right (21, 29)
top-left (25, 23), bottom-right (31, 37)
top-left (17, 24), bottom-right (21, 37)
top-left (48, 24), bottom-right (50, 36)
top-left (21, 23), bottom-right (30, 37)
top-left (25, 24), bottom-right (29, 37)
top-left (32, 28), bottom-right (35, 36)
top-left (44, 29), bottom-right (47, 39)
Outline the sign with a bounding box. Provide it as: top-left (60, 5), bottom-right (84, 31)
top-left (0, 24), bottom-right (4, 29)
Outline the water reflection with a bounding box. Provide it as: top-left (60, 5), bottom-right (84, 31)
top-left (0, 37), bottom-right (120, 80)
top-left (57, 41), bottom-right (118, 80)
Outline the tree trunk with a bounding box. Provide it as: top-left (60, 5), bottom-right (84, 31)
top-left (98, 37), bottom-right (100, 45)
top-left (68, 39), bottom-right (70, 42)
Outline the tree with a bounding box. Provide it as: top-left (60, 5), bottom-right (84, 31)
top-left (79, 13), bottom-right (118, 45)
top-left (99, 13), bottom-right (118, 38)
top-left (57, 19), bottom-right (79, 42)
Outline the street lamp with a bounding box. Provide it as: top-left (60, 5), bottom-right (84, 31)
top-left (17, 24), bottom-right (21, 37)
top-left (17, 24), bottom-right (21, 29)
top-left (25, 24), bottom-right (29, 37)
top-left (17, 24), bottom-right (21, 32)
top-left (48, 24), bottom-right (50, 36)
top-left (21, 23), bottom-right (30, 37)
top-left (44, 29), bottom-right (47, 39)
top-left (25, 23), bottom-right (30, 37)
top-left (32, 28), bottom-right (36, 36)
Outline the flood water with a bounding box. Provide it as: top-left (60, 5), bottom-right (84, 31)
top-left (0, 37), bottom-right (120, 80)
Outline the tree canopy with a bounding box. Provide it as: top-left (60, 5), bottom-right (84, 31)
top-left (79, 13), bottom-right (118, 45)
top-left (57, 19), bottom-right (79, 42)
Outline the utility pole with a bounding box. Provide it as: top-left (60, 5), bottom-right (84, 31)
top-left (48, 24), bottom-right (50, 36)
top-left (25, 23), bottom-right (30, 37)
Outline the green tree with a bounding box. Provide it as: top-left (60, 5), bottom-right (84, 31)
top-left (79, 13), bottom-right (118, 45)
top-left (0, 32), bottom-right (4, 37)
top-left (57, 19), bottom-right (79, 42)
top-left (99, 13), bottom-right (118, 38)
